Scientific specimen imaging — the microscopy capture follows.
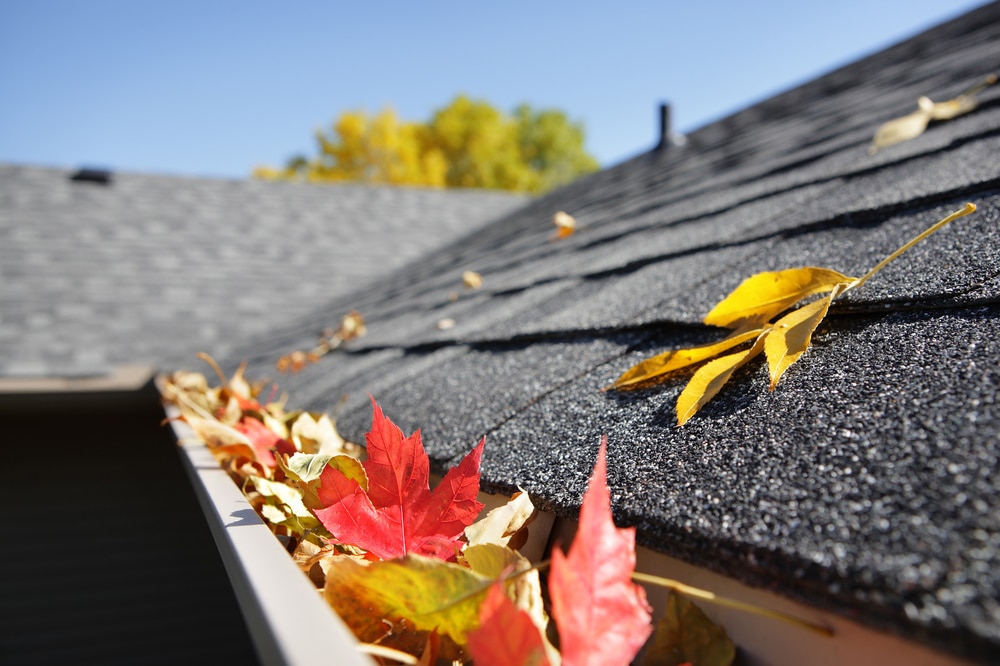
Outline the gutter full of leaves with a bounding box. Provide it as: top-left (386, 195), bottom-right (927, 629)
top-left (161, 356), bottom-right (829, 665)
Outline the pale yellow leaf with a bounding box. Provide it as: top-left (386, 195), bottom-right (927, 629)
top-left (870, 74), bottom-right (997, 153)
top-left (250, 474), bottom-right (324, 536)
top-left (928, 96), bottom-right (978, 120)
top-left (553, 210), bottom-right (576, 238)
top-left (284, 451), bottom-right (334, 482)
top-left (464, 491), bottom-right (537, 548)
top-left (610, 328), bottom-right (765, 390)
top-left (870, 109), bottom-right (932, 152)
top-left (290, 412), bottom-right (346, 455)
top-left (262, 411), bottom-right (289, 440)
top-left (217, 395), bottom-right (242, 425)
top-left (228, 361), bottom-right (254, 401)
top-left (183, 414), bottom-right (254, 450)
top-left (764, 295), bottom-right (833, 390)
top-left (703, 267), bottom-right (852, 329)
top-left (676, 333), bottom-right (767, 426)
top-left (462, 271), bottom-right (484, 289)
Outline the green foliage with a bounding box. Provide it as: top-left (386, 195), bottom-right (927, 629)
top-left (255, 95), bottom-right (599, 193)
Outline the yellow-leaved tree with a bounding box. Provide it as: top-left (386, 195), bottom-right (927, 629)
top-left (254, 95), bottom-right (599, 193)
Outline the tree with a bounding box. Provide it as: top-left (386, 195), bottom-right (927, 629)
top-left (254, 95), bottom-right (599, 193)
top-left (514, 104), bottom-right (599, 193)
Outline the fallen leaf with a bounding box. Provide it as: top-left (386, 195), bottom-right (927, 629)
top-left (869, 74), bottom-right (996, 153)
top-left (467, 582), bottom-right (552, 666)
top-left (702, 267), bottom-right (853, 329)
top-left (641, 593), bottom-right (735, 666)
top-left (234, 416), bottom-right (296, 468)
top-left (675, 333), bottom-right (767, 427)
top-left (290, 412), bottom-right (346, 455)
top-left (282, 452), bottom-right (366, 510)
top-left (463, 270), bottom-right (484, 289)
top-left (764, 291), bottom-right (837, 390)
top-left (276, 310), bottom-right (366, 373)
top-left (549, 436), bottom-right (652, 666)
top-left (248, 474), bottom-right (326, 538)
top-left (463, 543), bottom-right (551, 649)
top-left (313, 397), bottom-right (485, 560)
top-left (464, 491), bottom-right (537, 548)
top-left (324, 553), bottom-right (489, 645)
top-left (870, 108), bottom-right (932, 153)
top-left (553, 210), bottom-right (576, 238)
top-left (610, 327), bottom-right (765, 391)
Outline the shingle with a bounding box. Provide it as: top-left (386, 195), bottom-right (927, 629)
top-left (0, 167), bottom-right (527, 377)
top-left (228, 4), bottom-right (1000, 660)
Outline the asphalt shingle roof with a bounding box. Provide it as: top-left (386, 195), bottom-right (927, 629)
top-left (0, 166), bottom-right (526, 378)
top-left (231, 4), bottom-right (1000, 661)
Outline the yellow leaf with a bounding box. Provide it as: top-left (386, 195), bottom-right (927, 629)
top-left (324, 554), bottom-right (490, 645)
top-left (676, 333), bottom-right (767, 426)
top-left (641, 593), bottom-right (735, 666)
top-left (764, 295), bottom-right (834, 390)
top-left (610, 327), bottom-right (765, 391)
top-left (703, 267), bottom-right (853, 329)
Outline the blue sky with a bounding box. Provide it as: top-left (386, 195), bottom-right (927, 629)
top-left (0, 1), bottom-right (986, 179)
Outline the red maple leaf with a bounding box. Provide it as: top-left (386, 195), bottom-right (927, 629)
top-left (234, 416), bottom-right (295, 468)
top-left (549, 436), bottom-right (652, 666)
top-left (467, 581), bottom-right (551, 666)
top-left (314, 397), bottom-right (485, 560)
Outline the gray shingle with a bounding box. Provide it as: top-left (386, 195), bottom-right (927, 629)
top-left (0, 168), bottom-right (527, 377)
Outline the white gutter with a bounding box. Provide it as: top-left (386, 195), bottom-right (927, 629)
top-left (166, 407), bottom-right (374, 666)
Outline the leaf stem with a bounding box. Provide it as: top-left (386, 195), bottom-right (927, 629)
top-left (412, 562), bottom-right (549, 617)
top-left (959, 73), bottom-right (997, 98)
top-left (631, 571), bottom-right (834, 637)
top-left (196, 351), bottom-right (230, 387)
top-left (357, 643), bottom-right (418, 664)
top-left (846, 203), bottom-right (976, 293)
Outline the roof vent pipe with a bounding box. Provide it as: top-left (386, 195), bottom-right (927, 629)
top-left (70, 167), bottom-right (113, 185)
top-left (656, 102), bottom-right (686, 150)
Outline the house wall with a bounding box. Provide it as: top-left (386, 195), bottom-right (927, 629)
top-left (0, 386), bottom-right (259, 664)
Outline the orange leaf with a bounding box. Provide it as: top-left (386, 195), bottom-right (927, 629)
top-left (467, 582), bottom-right (552, 666)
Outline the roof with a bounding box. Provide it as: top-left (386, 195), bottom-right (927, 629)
top-left (231, 3), bottom-right (1000, 661)
top-left (0, 165), bottom-right (526, 378)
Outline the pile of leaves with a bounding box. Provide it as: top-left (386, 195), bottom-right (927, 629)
top-left (161, 358), bottom-right (738, 665)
